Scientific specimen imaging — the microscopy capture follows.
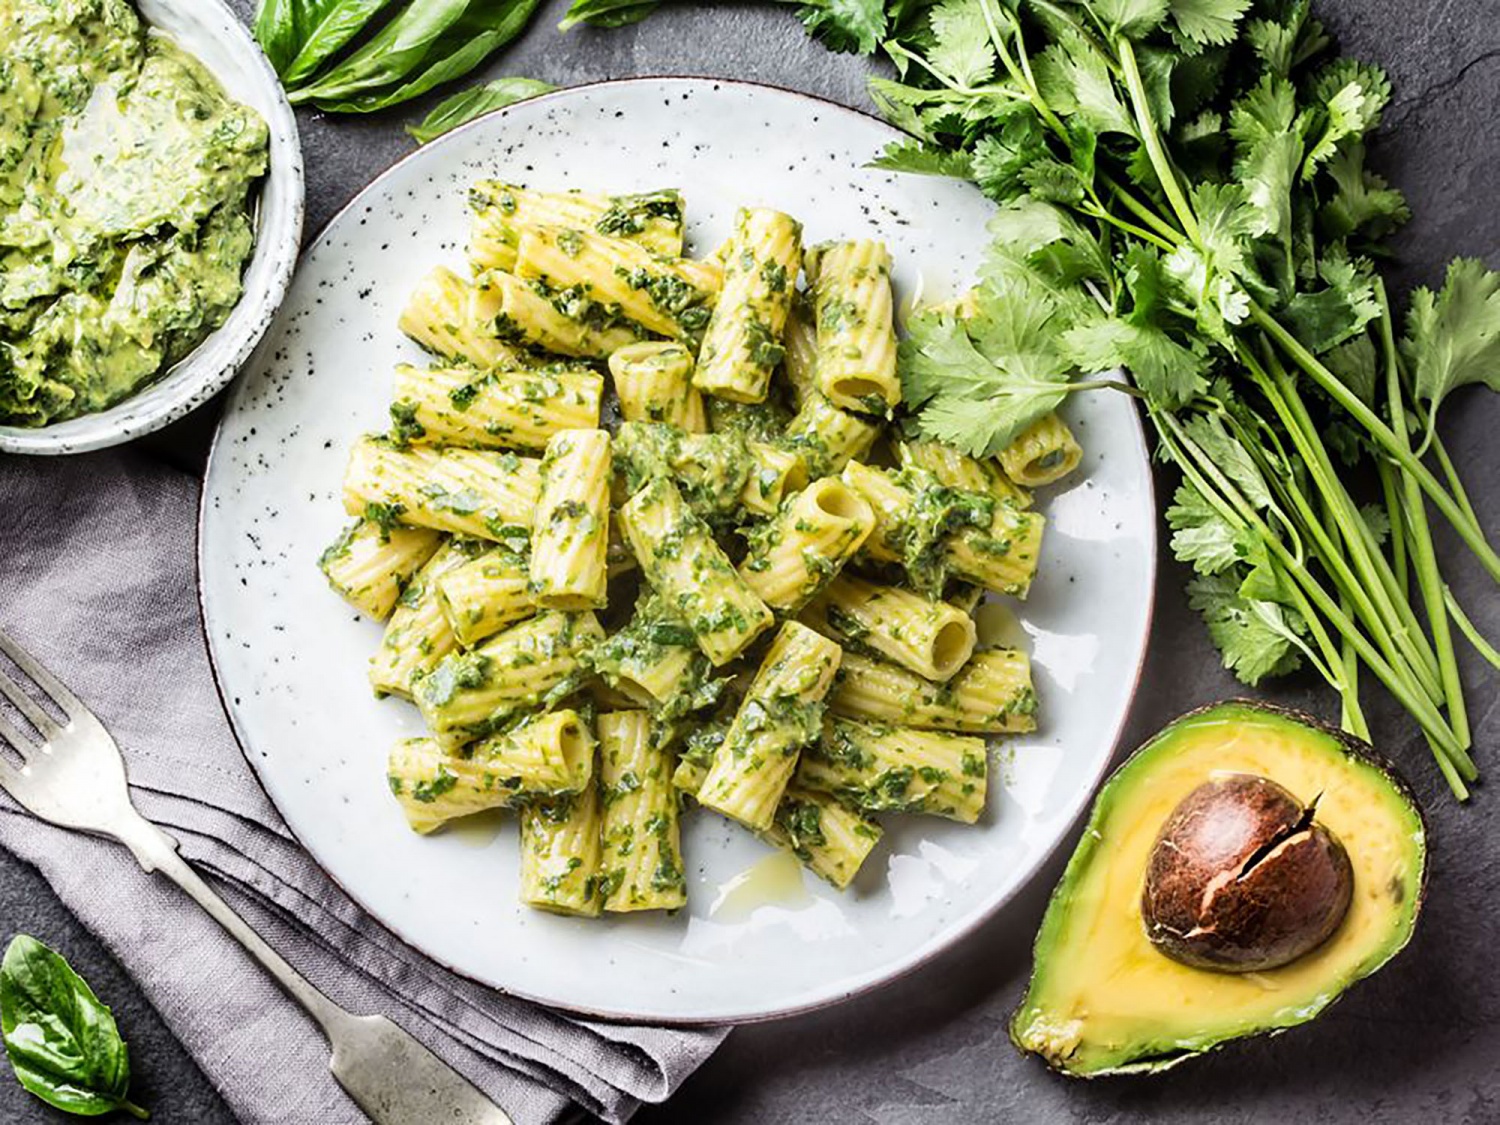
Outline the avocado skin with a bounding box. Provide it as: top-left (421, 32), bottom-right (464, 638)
top-left (1010, 699), bottom-right (1428, 1078)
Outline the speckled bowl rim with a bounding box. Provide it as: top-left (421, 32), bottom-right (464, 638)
top-left (196, 75), bottom-right (1159, 1026)
top-left (0, 0), bottom-right (305, 456)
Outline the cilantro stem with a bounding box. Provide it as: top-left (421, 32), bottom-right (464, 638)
top-left (1431, 433), bottom-right (1480, 527)
top-left (1116, 39), bottom-right (1201, 246)
top-left (1100, 173), bottom-right (1185, 243)
top-left (1081, 198), bottom-right (1175, 252)
top-left (1379, 463), bottom-right (1408, 594)
top-left (1249, 299), bottom-right (1500, 583)
top-left (1246, 351), bottom-right (1445, 702)
top-left (1377, 279), bottom-right (1471, 748)
top-left (1157, 410), bottom-right (1472, 790)
top-left (1444, 586), bottom-right (1500, 672)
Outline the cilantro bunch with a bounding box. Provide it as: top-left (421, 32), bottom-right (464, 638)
top-left (565, 0), bottom-right (1500, 798)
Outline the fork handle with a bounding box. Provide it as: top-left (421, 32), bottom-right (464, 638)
top-left (114, 817), bottom-right (513, 1125)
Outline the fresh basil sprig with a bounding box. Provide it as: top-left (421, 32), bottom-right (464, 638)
top-left (253, 0), bottom-right (545, 113)
top-left (407, 77), bottom-right (556, 143)
top-left (0, 935), bottom-right (148, 1119)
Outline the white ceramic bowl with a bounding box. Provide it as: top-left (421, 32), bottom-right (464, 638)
top-left (0, 0), bottom-right (303, 456)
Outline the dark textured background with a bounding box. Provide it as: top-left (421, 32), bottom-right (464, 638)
top-left (2, 0), bottom-right (1498, 1120)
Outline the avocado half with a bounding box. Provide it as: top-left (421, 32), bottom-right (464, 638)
top-left (1010, 700), bottom-right (1427, 1077)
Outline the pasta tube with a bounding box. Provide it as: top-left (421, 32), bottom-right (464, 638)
top-left (343, 436), bottom-right (542, 542)
top-left (693, 207), bottom-right (802, 403)
top-left (434, 547), bottom-right (534, 648)
top-left (698, 622), bottom-right (842, 831)
top-left (471, 709), bottom-right (595, 797)
top-left (738, 477), bottom-right (873, 611)
top-left (386, 737), bottom-right (511, 834)
top-left (318, 518), bottom-right (442, 620)
top-left (780, 295), bottom-right (820, 408)
top-left (829, 649), bottom-right (1038, 734)
top-left (399, 266), bottom-right (535, 370)
top-left (806, 240), bottom-right (899, 414)
top-left (785, 392), bottom-right (882, 479)
top-left (586, 595), bottom-right (719, 718)
top-left (613, 422), bottom-right (749, 523)
top-left (741, 442), bottom-right (808, 518)
top-left (529, 429), bottom-right (611, 610)
top-left (469, 182), bottom-right (685, 270)
top-left (800, 716), bottom-right (988, 823)
top-left (514, 225), bottom-right (719, 339)
top-left (470, 270), bottom-right (644, 359)
top-left (597, 711), bottom-right (687, 912)
top-left (838, 462), bottom-right (1045, 598)
top-left (369, 538), bottom-right (483, 698)
top-left (415, 611), bottom-right (604, 745)
top-left (998, 412), bottom-right (1083, 487)
top-left (763, 783), bottom-right (882, 890)
top-left (619, 477), bottom-right (773, 665)
top-left (519, 779), bottom-right (604, 917)
top-left (389, 364), bottom-right (602, 454)
top-left (897, 439), bottom-right (1032, 509)
top-left (809, 573), bottom-right (977, 682)
top-left (608, 341), bottom-right (706, 431)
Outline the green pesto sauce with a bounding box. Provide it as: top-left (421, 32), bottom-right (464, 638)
top-left (0, 0), bottom-right (269, 426)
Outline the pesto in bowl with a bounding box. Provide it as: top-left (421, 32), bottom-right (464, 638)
top-left (0, 0), bottom-right (271, 429)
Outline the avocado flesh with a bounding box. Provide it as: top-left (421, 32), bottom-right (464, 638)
top-left (1011, 700), bottom-right (1426, 1077)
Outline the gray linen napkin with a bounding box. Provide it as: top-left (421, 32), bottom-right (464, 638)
top-left (0, 448), bottom-right (727, 1125)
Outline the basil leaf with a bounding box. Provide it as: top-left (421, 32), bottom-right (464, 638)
top-left (406, 78), bottom-right (556, 144)
top-left (290, 0), bottom-right (479, 104)
top-left (283, 0), bottom-right (403, 89)
top-left (558, 0), bottom-right (662, 31)
top-left (251, 0), bottom-right (302, 75)
top-left (0, 936), bottom-right (147, 1120)
top-left (310, 0), bottom-right (545, 113)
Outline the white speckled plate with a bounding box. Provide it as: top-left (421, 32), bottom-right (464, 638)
top-left (199, 78), bottom-right (1156, 1024)
top-left (0, 0), bottom-right (303, 456)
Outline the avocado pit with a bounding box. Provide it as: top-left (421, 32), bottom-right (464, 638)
top-left (1142, 773), bottom-right (1354, 972)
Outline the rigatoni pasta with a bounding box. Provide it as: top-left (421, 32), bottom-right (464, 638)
top-left (399, 266), bottom-right (534, 370)
top-left (609, 342), bottom-right (706, 430)
top-left (800, 716), bottom-right (988, 823)
top-left (829, 649), bottom-right (1038, 734)
top-left (343, 436), bottom-right (541, 542)
top-left (697, 622), bottom-right (842, 831)
top-left (808, 573), bottom-right (977, 682)
top-left (693, 207), bottom-right (802, 402)
top-left (389, 364), bottom-right (602, 453)
top-left (434, 547), bottom-right (533, 647)
top-left (319, 518), bottom-right (442, 620)
top-left (514, 225), bottom-right (720, 339)
top-left (999, 412), bottom-right (1083, 487)
top-left (415, 611), bottom-right (604, 745)
top-left (806, 240), bottom-right (899, 414)
top-left (620, 476), bottom-right (773, 666)
top-left (326, 176), bottom-right (1086, 917)
top-left (469, 182), bottom-right (685, 271)
top-left (529, 429), bottom-right (611, 610)
top-left (738, 477), bottom-right (873, 611)
top-left (597, 711), bottom-right (687, 912)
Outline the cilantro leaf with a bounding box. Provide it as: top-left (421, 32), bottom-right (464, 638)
top-left (1094, 0), bottom-right (1169, 38)
top-left (1320, 143), bottom-right (1410, 243)
top-left (1167, 481), bottom-right (1244, 575)
top-left (1169, 0), bottom-right (1250, 47)
top-left (1280, 254), bottom-right (1381, 355)
top-left (799, 0), bottom-right (887, 54)
top-left (1402, 258), bottom-right (1500, 431)
top-left (868, 139), bottom-right (972, 178)
top-left (969, 116), bottom-right (1051, 202)
top-left (1035, 27), bottom-right (1137, 138)
top-left (1188, 571), bottom-right (1305, 684)
top-left (926, 0), bottom-right (996, 87)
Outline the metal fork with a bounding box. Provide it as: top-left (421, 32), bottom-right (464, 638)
top-left (0, 627), bottom-right (512, 1125)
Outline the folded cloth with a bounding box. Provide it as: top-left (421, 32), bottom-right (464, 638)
top-left (0, 449), bottom-right (727, 1125)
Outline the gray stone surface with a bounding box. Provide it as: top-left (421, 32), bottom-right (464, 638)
top-left (2, 0), bottom-right (1498, 1121)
